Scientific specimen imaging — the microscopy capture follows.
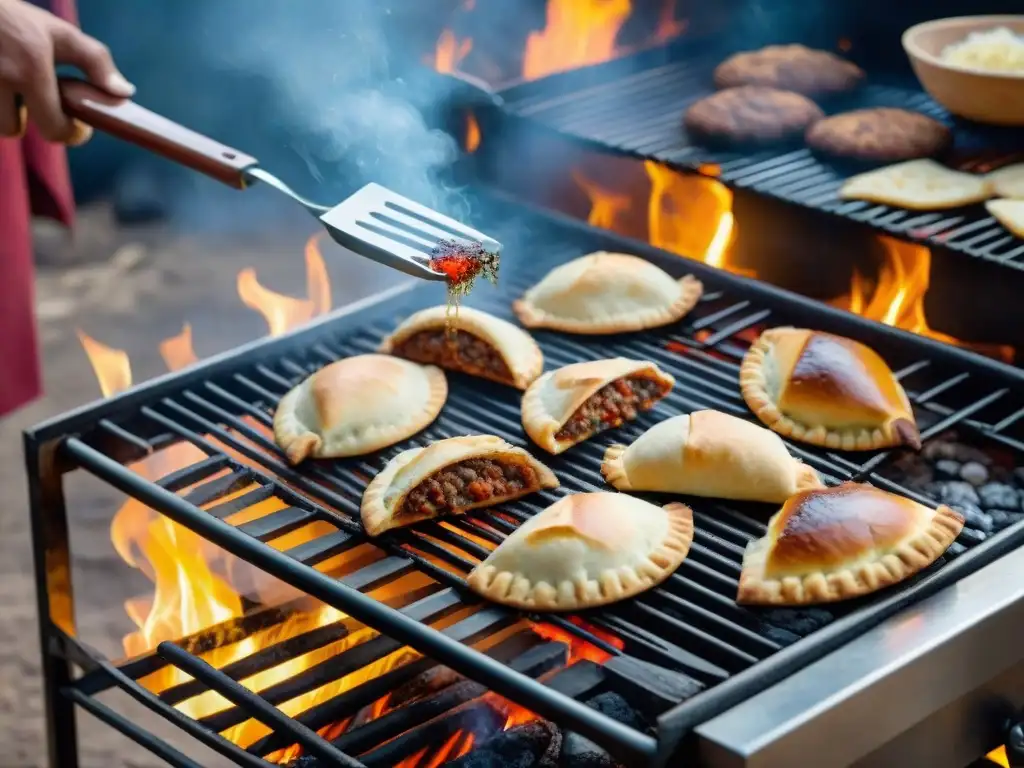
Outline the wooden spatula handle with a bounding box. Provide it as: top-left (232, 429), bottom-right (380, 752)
top-left (59, 77), bottom-right (257, 189)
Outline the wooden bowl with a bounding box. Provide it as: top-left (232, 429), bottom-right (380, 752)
top-left (902, 15), bottom-right (1024, 126)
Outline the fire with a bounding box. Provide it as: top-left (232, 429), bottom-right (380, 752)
top-left (832, 236), bottom-right (1015, 363)
top-left (238, 234), bottom-right (332, 338)
top-left (433, 29), bottom-right (472, 74)
top-left (465, 112), bottom-right (481, 153)
top-left (523, 0), bottom-right (632, 81)
top-left (77, 331), bottom-right (131, 397)
top-left (572, 169), bottom-right (631, 230)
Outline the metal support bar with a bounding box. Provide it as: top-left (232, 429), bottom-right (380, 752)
top-left (63, 437), bottom-right (660, 767)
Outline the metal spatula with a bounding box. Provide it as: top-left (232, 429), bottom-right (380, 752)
top-left (58, 78), bottom-right (500, 281)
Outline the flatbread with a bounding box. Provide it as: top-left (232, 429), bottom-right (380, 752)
top-left (986, 163), bottom-right (1024, 199)
top-left (839, 159), bottom-right (992, 210)
top-left (986, 199), bottom-right (1024, 238)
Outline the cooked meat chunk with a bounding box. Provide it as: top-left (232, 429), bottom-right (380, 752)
top-left (555, 376), bottom-right (668, 442)
top-left (400, 458), bottom-right (537, 518)
top-left (393, 330), bottom-right (513, 384)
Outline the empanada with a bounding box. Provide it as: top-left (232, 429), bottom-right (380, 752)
top-left (361, 435), bottom-right (558, 536)
top-left (466, 492), bottom-right (694, 611)
top-left (739, 327), bottom-right (920, 451)
top-left (522, 358), bottom-right (675, 454)
top-left (737, 482), bottom-right (964, 605)
top-left (512, 251), bottom-right (703, 334)
top-left (274, 354), bottom-right (447, 464)
top-left (602, 410), bottom-right (823, 503)
top-left (379, 305), bottom-right (543, 389)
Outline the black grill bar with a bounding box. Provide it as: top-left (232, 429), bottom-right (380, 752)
top-left (158, 642), bottom-right (366, 767)
top-left (61, 437), bottom-right (662, 765)
top-left (498, 48), bottom-right (1024, 265)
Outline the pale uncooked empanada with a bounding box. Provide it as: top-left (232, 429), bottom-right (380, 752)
top-left (522, 358), bottom-right (675, 454)
top-left (602, 409), bottom-right (822, 503)
top-left (273, 354), bottom-right (446, 464)
top-left (986, 199), bottom-right (1024, 239)
top-left (379, 305), bottom-right (543, 389)
top-left (466, 492), bottom-right (694, 611)
top-left (740, 327), bottom-right (920, 451)
top-left (986, 163), bottom-right (1024, 199)
top-left (737, 482), bottom-right (963, 605)
top-left (360, 435), bottom-right (558, 536)
top-left (512, 251), bottom-right (703, 334)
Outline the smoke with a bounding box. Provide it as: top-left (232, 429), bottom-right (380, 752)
top-left (74, 0), bottom-right (468, 228)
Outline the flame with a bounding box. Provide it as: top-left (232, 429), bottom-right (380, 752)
top-left (572, 169), bottom-right (632, 230)
top-left (78, 331), bottom-right (132, 397)
top-left (833, 236), bottom-right (1015, 363)
top-left (433, 29), bottom-right (473, 74)
top-left (159, 323), bottom-right (199, 371)
top-left (522, 0), bottom-right (632, 81)
top-left (989, 746), bottom-right (1009, 767)
top-left (465, 113), bottom-right (481, 153)
top-left (238, 234), bottom-right (332, 337)
top-left (655, 0), bottom-right (688, 42)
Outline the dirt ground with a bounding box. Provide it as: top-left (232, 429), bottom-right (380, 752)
top-left (0, 201), bottom-right (404, 767)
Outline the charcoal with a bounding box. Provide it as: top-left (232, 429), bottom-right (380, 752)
top-left (945, 541), bottom-right (967, 559)
top-left (761, 608), bottom-right (833, 637)
top-left (1013, 467), bottom-right (1024, 488)
top-left (560, 732), bottom-right (622, 768)
top-left (384, 665), bottom-right (464, 711)
top-left (988, 510), bottom-right (1024, 532)
top-left (934, 481), bottom-right (980, 507)
top-left (283, 758), bottom-right (320, 768)
top-left (960, 462), bottom-right (990, 486)
top-left (923, 441), bottom-right (959, 462)
top-left (991, 465), bottom-right (1013, 484)
top-left (602, 656), bottom-right (703, 718)
top-left (447, 721), bottom-right (559, 768)
top-left (585, 692), bottom-right (646, 731)
top-left (934, 460), bottom-right (962, 479)
top-left (979, 483), bottom-right (1021, 511)
top-left (958, 528), bottom-right (988, 546)
top-left (954, 502), bottom-right (993, 532)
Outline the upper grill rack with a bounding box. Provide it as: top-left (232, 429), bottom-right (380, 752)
top-left (497, 47), bottom-right (1024, 267)
top-left (34, 196), bottom-right (1024, 768)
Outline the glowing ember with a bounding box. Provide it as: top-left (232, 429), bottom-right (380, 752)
top-left (523, 0), bottom-right (632, 81)
top-left (429, 238), bottom-right (500, 332)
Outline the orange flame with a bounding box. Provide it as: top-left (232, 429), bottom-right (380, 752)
top-left (989, 746), bottom-right (1009, 767)
top-left (522, 0), bottom-right (632, 81)
top-left (833, 236), bottom-right (1015, 363)
top-left (465, 113), bottom-right (481, 153)
top-left (433, 29), bottom-right (473, 74)
top-left (572, 169), bottom-right (632, 230)
top-left (77, 331), bottom-right (132, 397)
top-left (238, 234), bottom-right (332, 337)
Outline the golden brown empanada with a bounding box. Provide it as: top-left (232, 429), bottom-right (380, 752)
top-left (466, 492), bottom-right (693, 611)
top-left (738, 482), bottom-right (963, 606)
top-left (522, 358), bottom-right (675, 455)
top-left (512, 251), bottom-right (703, 334)
top-left (361, 435), bottom-right (558, 536)
top-left (379, 305), bottom-right (543, 390)
top-left (274, 354), bottom-right (447, 464)
top-left (602, 409), bottom-right (822, 503)
top-left (739, 327), bottom-right (920, 451)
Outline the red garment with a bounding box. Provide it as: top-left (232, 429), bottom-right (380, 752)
top-left (0, 0), bottom-right (78, 417)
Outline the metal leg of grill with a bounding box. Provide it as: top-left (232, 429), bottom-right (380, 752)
top-left (26, 438), bottom-right (80, 768)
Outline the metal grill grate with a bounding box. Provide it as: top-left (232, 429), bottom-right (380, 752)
top-left (497, 50), bottom-right (1024, 267)
top-left (32, 195), bottom-right (1024, 767)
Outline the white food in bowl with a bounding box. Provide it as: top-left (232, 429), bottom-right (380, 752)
top-left (940, 26), bottom-right (1024, 72)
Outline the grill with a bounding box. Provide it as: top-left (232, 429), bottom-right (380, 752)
top-left (496, 45), bottom-right (1024, 268)
top-left (28, 190), bottom-right (1024, 768)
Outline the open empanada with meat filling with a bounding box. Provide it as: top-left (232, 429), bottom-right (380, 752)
top-left (361, 435), bottom-right (559, 536)
top-left (740, 327), bottom-right (920, 451)
top-left (738, 482), bottom-right (963, 605)
top-left (522, 358), bottom-right (675, 454)
top-left (379, 305), bottom-right (543, 390)
top-left (274, 354), bottom-right (447, 464)
top-left (467, 492), bottom-right (694, 611)
top-left (512, 251), bottom-right (703, 334)
top-left (602, 410), bottom-right (822, 503)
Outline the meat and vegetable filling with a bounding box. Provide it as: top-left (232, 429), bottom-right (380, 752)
top-left (393, 330), bottom-right (514, 384)
top-left (555, 376), bottom-right (669, 442)
top-left (400, 458), bottom-right (538, 518)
